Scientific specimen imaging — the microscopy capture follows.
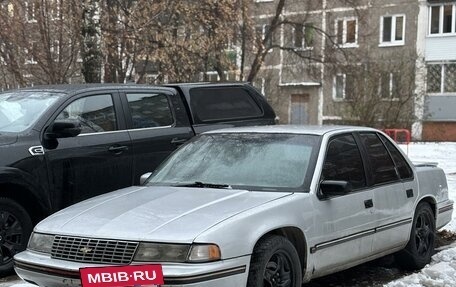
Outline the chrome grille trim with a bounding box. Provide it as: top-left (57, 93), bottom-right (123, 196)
top-left (51, 235), bottom-right (139, 264)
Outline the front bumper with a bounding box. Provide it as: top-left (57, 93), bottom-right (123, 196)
top-left (14, 251), bottom-right (250, 287)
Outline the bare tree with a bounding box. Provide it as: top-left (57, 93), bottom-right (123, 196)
top-left (0, 0), bottom-right (83, 87)
top-left (325, 54), bottom-right (419, 129)
top-left (88, 0), bottom-right (239, 83)
top-left (81, 0), bottom-right (102, 83)
top-left (237, 0), bottom-right (368, 82)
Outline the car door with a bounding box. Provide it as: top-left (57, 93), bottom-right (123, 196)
top-left (120, 89), bottom-right (194, 184)
top-left (44, 91), bottom-right (133, 209)
top-left (359, 132), bottom-right (415, 253)
top-left (310, 133), bottom-right (376, 275)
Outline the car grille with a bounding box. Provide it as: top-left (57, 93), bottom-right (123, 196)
top-left (51, 235), bottom-right (139, 264)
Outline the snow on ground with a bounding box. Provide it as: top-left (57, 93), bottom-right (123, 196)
top-left (2, 142), bottom-right (456, 287)
top-left (387, 142), bottom-right (456, 287)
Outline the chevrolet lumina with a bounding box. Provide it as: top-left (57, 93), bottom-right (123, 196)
top-left (14, 126), bottom-right (453, 287)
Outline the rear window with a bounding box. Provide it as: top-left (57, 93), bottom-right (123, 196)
top-left (189, 87), bottom-right (263, 123)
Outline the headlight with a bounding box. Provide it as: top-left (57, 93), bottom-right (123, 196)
top-left (134, 243), bottom-right (190, 262)
top-left (27, 232), bottom-right (54, 254)
top-left (134, 243), bottom-right (221, 263)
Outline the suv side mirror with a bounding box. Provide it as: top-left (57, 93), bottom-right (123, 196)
top-left (318, 180), bottom-right (352, 199)
top-left (46, 119), bottom-right (82, 139)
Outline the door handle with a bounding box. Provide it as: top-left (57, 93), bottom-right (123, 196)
top-left (171, 138), bottom-right (188, 145)
top-left (364, 199), bottom-right (373, 209)
top-left (108, 145), bottom-right (128, 154)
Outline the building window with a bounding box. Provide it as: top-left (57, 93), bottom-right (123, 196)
top-left (333, 73), bottom-right (356, 100)
top-left (254, 77), bottom-right (266, 97)
top-left (0, 1), bottom-right (14, 17)
top-left (256, 24), bottom-right (274, 51)
top-left (25, 1), bottom-right (37, 23)
top-left (293, 23), bottom-right (314, 50)
top-left (50, 40), bottom-right (60, 58)
top-left (427, 63), bottom-right (456, 93)
top-left (379, 72), bottom-right (400, 99)
top-left (429, 4), bottom-right (456, 35)
top-left (333, 74), bottom-right (346, 100)
top-left (380, 15), bottom-right (405, 46)
top-left (204, 71), bottom-right (219, 82)
top-left (335, 17), bottom-right (358, 47)
top-left (50, 0), bottom-right (61, 20)
top-left (25, 43), bottom-right (37, 64)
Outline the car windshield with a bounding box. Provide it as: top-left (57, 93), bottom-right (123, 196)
top-left (0, 91), bottom-right (63, 133)
top-left (147, 133), bottom-right (320, 191)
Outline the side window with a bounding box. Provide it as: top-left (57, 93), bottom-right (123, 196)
top-left (360, 133), bottom-right (399, 185)
top-left (322, 134), bottom-right (366, 190)
top-left (126, 93), bottom-right (173, 129)
top-left (189, 87), bottom-right (263, 122)
top-left (379, 134), bottom-right (414, 180)
top-left (56, 94), bottom-right (117, 134)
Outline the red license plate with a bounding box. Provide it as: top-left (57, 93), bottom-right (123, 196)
top-left (80, 264), bottom-right (164, 287)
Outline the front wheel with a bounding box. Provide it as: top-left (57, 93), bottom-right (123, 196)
top-left (247, 235), bottom-right (302, 287)
top-left (0, 198), bottom-right (33, 276)
top-left (396, 202), bottom-right (435, 270)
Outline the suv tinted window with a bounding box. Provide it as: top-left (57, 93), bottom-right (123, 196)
top-left (126, 93), bottom-right (173, 129)
top-left (380, 134), bottom-right (414, 180)
top-left (322, 134), bottom-right (366, 190)
top-left (57, 94), bottom-right (117, 134)
top-left (360, 133), bottom-right (399, 184)
top-left (189, 87), bottom-right (262, 122)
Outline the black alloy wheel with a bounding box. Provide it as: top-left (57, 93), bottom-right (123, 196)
top-left (396, 202), bottom-right (435, 270)
top-left (0, 198), bottom-right (33, 276)
top-left (414, 210), bottom-right (433, 257)
top-left (247, 235), bottom-right (302, 287)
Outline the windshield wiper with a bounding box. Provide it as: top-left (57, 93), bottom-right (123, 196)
top-left (175, 181), bottom-right (232, 189)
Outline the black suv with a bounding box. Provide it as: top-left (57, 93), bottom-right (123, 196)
top-left (0, 83), bottom-right (276, 274)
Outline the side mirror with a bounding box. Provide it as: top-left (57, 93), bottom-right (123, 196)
top-left (318, 180), bottom-right (352, 199)
top-left (140, 172), bottom-right (153, 186)
top-left (46, 119), bottom-right (82, 139)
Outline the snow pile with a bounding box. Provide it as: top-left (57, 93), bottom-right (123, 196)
top-left (386, 246), bottom-right (456, 287)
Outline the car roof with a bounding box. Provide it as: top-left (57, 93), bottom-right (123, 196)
top-left (204, 125), bottom-right (378, 136)
top-left (166, 82), bottom-right (250, 88)
top-left (2, 84), bottom-right (176, 95)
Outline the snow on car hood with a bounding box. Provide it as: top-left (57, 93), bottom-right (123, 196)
top-left (36, 185), bottom-right (292, 243)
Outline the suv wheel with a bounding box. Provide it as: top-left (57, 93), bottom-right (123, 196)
top-left (0, 198), bottom-right (33, 276)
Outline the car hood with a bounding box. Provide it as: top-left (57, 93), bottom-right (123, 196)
top-left (0, 133), bottom-right (17, 146)
top-left (36, 186), bottom-right (292, 243)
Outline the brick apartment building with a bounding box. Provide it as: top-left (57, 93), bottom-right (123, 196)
top-left (250, 0), bottom-right (456, 141)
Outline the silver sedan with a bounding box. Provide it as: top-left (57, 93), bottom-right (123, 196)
top-left (14, 126), bottom-right (453, 286)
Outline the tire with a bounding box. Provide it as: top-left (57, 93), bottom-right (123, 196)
top-left (0, 198), bottom-right (33, 276)
top-left (247, 235), bottom-right (302, 287)
top-left (395, 202), bottom-right (435, 270)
